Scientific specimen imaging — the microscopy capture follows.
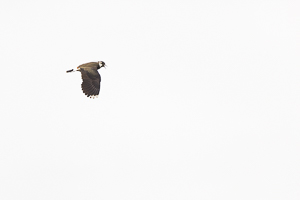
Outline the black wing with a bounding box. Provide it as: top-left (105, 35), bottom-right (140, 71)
top-left (80, 68), bottom-right (101, 98)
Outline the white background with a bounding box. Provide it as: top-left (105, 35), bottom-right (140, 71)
top-left (0, 0), bottom-right (299, 199)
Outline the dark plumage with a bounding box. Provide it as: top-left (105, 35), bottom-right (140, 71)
top-left (66, 61), bottom-right (106, 98)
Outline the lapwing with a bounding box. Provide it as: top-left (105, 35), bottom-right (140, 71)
top-left (66, 61), bottom-right (106, 99)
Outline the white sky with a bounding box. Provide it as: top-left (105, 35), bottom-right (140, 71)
top-left (1, 0), bottom-right (299, 199)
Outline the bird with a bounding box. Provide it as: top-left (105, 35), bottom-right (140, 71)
top-left (66, 61), bottom-right (106, 99)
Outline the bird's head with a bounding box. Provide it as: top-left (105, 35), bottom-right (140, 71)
top-left (98, 61), bottom-right (106, 69)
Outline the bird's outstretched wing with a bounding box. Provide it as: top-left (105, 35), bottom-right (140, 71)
top-left (80, 68), bottom-right (101, 98)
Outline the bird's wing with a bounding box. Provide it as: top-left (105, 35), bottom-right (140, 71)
top-left (80, 68), bottom-right (101, 98)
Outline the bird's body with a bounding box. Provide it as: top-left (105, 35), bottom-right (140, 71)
top-left (66, 61), bottom-right (106, 98)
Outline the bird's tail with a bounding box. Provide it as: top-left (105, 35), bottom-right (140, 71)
top-left (66, 68), bottom-right (80, 73)
top-left (66, 69), bottom-right (74, 73)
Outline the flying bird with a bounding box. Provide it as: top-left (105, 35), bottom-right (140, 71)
top-left (66, 61), bottom-right (106, 98)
